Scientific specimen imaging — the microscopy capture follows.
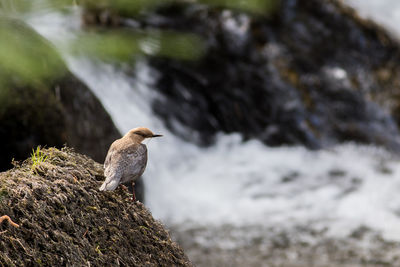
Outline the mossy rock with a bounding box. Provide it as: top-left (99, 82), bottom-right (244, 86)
top-left (0, 147), bottom-right (191, 266)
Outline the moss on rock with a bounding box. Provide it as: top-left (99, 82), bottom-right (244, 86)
top-left (0, 147), bottom-right (191, 266)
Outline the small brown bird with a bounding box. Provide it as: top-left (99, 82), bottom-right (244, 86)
top-left (99, 127), bottom-right (162, 201)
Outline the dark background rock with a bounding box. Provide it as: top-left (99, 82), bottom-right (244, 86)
top-left (92, 0), bottom-right (400, 151)
top-left (0, 87), bottom-right (65, 171)
top-left (0, 74), bottom-right (121, 170)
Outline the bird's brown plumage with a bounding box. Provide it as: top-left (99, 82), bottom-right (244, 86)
top-left (99, 127), bottom-right (162, 192)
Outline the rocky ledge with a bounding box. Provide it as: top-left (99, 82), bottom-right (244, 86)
top-left (0, 147), bottom-right (191, 266)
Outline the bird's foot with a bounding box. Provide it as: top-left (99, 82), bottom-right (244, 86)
top-left (120, 184), bottom-right (128, 191)
top-left (131, 182), bottom-right (137, 202)
top-left (132, 191), bottom-right (136, 202)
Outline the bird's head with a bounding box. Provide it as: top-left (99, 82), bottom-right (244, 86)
top-left (127, 127), bottom-right (163, 141)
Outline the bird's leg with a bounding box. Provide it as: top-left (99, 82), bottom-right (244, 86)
top-left (132, 182), bottom-right (136, 202)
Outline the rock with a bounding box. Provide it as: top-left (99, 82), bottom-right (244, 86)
top-left (0, 147), bottom-right (191, 266)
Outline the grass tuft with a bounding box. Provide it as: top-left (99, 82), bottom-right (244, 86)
top-left (30, 146), bottom-right (48, 174)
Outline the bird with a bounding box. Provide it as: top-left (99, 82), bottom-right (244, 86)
top-left (99, 127), bottom-right (162, 201)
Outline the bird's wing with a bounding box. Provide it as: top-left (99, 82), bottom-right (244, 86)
top-left (101, 143), bottom-right (125, 191)
top-left (99, 172), bottom-right (121, 191)
top-left (103, 142), bottom-right (118, 180)
top-left (126, 143), bottom-right (147, 160)
top-left (121, 144), bottom-right (148, 183)
top-left (104, 144), bottom-right (114, 169)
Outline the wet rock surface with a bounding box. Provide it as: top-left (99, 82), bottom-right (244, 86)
top-left (0, 147), bottom-right (191, 266)
top-left (171, 224), bottom-right (400, 267)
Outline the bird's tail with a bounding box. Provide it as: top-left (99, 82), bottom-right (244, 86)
top-left (99, 175), bottom-right (120, 191)
top-left (99, 182), bottom-right (107, 191)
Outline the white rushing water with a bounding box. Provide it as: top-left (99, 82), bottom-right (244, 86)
top-left (345, 0), bottom-right (400, 38)
top-left (26, 2), bottom-right (400, 242)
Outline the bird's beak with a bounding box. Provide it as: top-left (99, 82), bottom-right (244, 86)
top-left (152, 134), bottom-right (163, 138)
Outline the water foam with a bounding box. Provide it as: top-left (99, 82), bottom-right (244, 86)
top-left (345, 0), bottom-right (400, 39)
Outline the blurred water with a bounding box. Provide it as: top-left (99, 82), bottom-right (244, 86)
top-left (26, 1), bottom-right (400, 249)
top-left (345, 0), bottom-right (400, 38)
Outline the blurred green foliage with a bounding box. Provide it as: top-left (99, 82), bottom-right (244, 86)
top-left (73, 31), bottom-right (205, 61)
top-left (199, 0), bottom-right (280, 13)
top-left (0, 0), bottom-right (33, 14)
top-left (11, 0), bottom-right (279, 15)
top-left (0, 18), bottom-right (65, 86)
top-left (0, 0), bottom-right (279, 87)
top-left (80, 0), bottom-right (280, 15)
top-left (82, 0), bottom-right (172, 15)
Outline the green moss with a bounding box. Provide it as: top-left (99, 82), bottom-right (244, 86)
top-left (35, 258), bottom-right (43, 266)
top-left (85, 206), bottom-right (98, 212)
